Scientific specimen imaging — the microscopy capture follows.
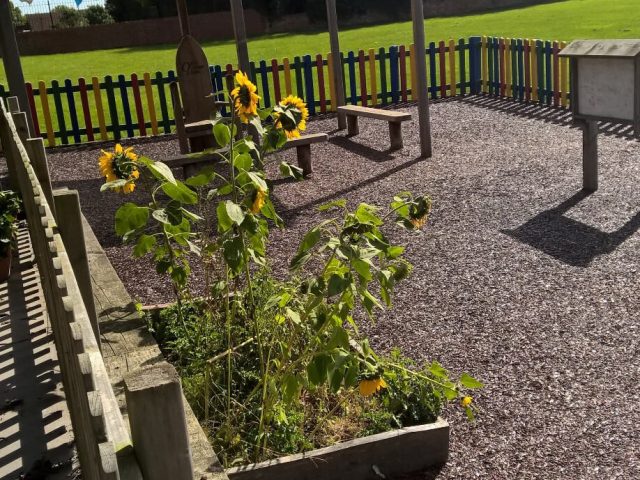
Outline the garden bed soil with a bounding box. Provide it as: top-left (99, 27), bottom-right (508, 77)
top-left (42, 97), bottom-right (640, 478)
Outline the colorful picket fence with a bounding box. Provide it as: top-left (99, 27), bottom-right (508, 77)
top-left (0, 35), bottom-right (571, 148)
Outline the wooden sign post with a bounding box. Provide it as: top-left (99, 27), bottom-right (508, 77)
top-left (411, 0), bottom-right (432, 158)
top-left (231, 0), bottom-right (251, 75)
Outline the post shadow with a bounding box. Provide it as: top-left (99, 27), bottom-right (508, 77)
top-left (502, 190), bottom-right (640, 267)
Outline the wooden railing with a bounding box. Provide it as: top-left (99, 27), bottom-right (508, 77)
top-left (0, 97), bottom-right (206, 480)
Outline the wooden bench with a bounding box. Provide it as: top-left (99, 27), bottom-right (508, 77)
top-left (337, 105), bottom-right (412, 150)
top-left (282, 133), bottom-right (328, 176)
top-left (163, 151), bottom-right (220, 178)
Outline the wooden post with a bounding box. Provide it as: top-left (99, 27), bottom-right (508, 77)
top-left (25, 137), bottom-right (56, 214)
top-left (326, 0), bottom-right (346, 129)
top-left (347, 115), bottom-right (359, 136)
top-left (579, 119), bottom-right (598, 192)
top-left (389, 122), bottom-right (404, 150)
top-left (296, 145), bottom-right (312, 176)
top-left (230, 0), bottom-right (251, 75)
top-left (411, 0), bottom-right (432, 158)
top-left (53, 189), bottom-right (101, 350)
top-left (0, 1), bottom-right (35, 134)
top-left (124, 363), bottom-right (194, 480)
top-left (175, 0), bottom-right (190, 36)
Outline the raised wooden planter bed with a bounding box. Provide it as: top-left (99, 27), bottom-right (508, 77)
top-left (227, 418), bottom-right (449, 480)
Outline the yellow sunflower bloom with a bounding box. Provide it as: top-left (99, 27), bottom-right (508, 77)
top-left (275, 95), bottom-right (309, 139)
top-left (98, 143), bottom-right (140, 194)
top-left (461, 396), bottom-right (473, 407)
top-left (359, 377), bottom-right (387, 397)
top-left (250, 188), bottom-right (267, 214)
top-left (231, 72), bottom-right (260, 123)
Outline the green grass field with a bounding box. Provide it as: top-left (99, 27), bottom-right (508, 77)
top-left (2, 0), bottom-right (639, 85)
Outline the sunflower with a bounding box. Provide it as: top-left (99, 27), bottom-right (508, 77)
top-left (231, 72), bottom-right (260, 123)
top-left (250, 187), bottom-right (267, 214)
top-left (461, 396), bottom-right (473, 407)
top-left (274, 95), bottom-right (309, 139)
top-left (410, 216), bottom-right (427, 230)
top-left (359, 377), bottom-right (387, 397)
top-left (99, 143), bottom-right (140, 194)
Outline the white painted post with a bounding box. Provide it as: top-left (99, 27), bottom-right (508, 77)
top-left (124, 363), bottom-right (194, 480)
top-left (411, 0), bottom-right (433, 158)
top-left (230, 0), bottom-right (251, 75)
top-left (326, 0), bottom-right (346, 129)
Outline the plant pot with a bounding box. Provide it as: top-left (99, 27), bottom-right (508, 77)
top-left (226, 418), bottom-right (449, 480)
top-left (0, 250), bottom-right (11, 282)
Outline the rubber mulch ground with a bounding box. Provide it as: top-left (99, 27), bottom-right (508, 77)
top-left (45, 97), bottom-right (640, 479)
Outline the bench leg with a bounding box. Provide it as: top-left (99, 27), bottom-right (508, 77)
top-left (183, 163), bottom-right (200, 180)
top-left (296, 144), bottom-right (313, 177)
top-left (347, 115), bottom-right (359, 136)
top-left (389, 122), bottom-right (403, 150)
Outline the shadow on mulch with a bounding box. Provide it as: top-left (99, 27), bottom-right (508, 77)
top-left (503, 189), bottom-right (640, 267)
top-left (463, 95), bottom-right (638, 141)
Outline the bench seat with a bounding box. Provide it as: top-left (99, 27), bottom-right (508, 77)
top-left (337, 105), bottom-right (412, 150)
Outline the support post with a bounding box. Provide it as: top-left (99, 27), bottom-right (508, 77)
top-left (53, 189), bottom-right (101, 350)
top-left (411, 0), bottom-right (432, 158)
top-left (25, 137), bottom-right (55, 213)
top-left (389, 122), bottom-right (404, 150)
top-left (579, 119), bottom-right (598, 192)
top-left (326, 0), bottom-right (346, 129)
top-left (0, 1), bottom-right (35, 134)
top-left (124, 363), bottom-right (194, 480)
top-left (296, 145), bottom-right (312, 177)
top-left (175, 0), bottom-right (190, 36)
top-left (346, 115), bottom-right (359, 136)
top-left (230, 0), bottom-right (251, 75)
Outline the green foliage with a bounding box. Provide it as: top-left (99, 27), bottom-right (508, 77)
top-left (103, 84), bottom-right (482, 466)
top-left (52, 5), bottom-right (88, 29)
top-left (84, 5), bottom-right (115, 25)
top-left (9, 1), bottom-right (27, 28)
top-left (0, 191), bottom-right (21, 257)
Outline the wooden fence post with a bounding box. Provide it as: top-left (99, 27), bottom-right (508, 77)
top-left (53, 189), bottom-right (101, 349)
top-left (124, 363), bottom-right (194, 480)
top-left (25, 137), bottom-right (56, 214)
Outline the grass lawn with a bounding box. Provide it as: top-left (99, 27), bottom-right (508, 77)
top-left (2, 0), bottom-right (639, 84)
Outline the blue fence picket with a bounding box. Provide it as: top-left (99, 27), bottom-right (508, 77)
top-left (303, 55), bottom-right (315, 115)
top-left (64, 79), bottom-right (81, 143)
top-left (389, 46), bottom-right (400, 104)
top-left (347, 51), bottom-right (357, 105)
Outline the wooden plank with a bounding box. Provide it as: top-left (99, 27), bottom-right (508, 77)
top-left (448, 39), bottom-right (456, 97)
top-left (560, 41), bottom-right (568, 108)
top-left (524, 39), bottom-right (531, 102)
top-left (399, 45), bottom-right (408, 102)
top-left (347, 51), bottom-right (357, 105)
top-left (481, 36), bottom-right (488, 93)
top-left (64, 79), bottom-right (81, 143)
top-left (303, 55), bottom-right (315, 115)
top-left (379, 47), bottom-right (388, 105)
top-left (51, 80), bottom-right (68, 145)
top-left (459, 39), bottom-right (467, 96)
top-left (545, 40), bottom-right (552, 105)
top-left (156, 71), bottom-right (171, 134)
top-left (438, 41), bottom-right (446, 98)
top-left (358, 50), bottom-right (368, 107)
top-left (283, 57), bottom-right (293, 97)
top-left (143, 73), bottom-right (159, 136)
top-left (38, 81), bottom-right (56, 147)
top-left (428, 42), bottom-right (437, 99)
top-left (25, 83), bottom-right (40, 138)
top-left (369, 49), bottom-right (379, 105)
top-left (293, 56), bottom-right (304, 100)
top-left (487, 37), bottom-right (494, 95)
top-left (536, 40), bottom-right (544, 103)
top-left (390, 46), bottom-right (400, 104)
top-left (511, 39), bottom-right (518, 100)
top-left (505, 38), bottom-right (512, 98)
top-left (283, 132), bottom-right (328, 148)
top-left (78, 78), bottom-right (94, 142)
top-left (259, 60), bottom-right (271, 108)
top-left (552, 41), bottom-right (560, 107)
top-left (131, 74), bottom-right (147, 137)
top-left (316, 54), bottom-right (327, 113)
top-left (104, 75), bottom-right (120, 140)
top-left (338, 105), bottom-right (412, 122)
top-left (118, 75), bottom-right (134, 138)
top-left (92, 77), bottom-right (108, 141)
top-left (272, 59), bottom-right (282, 104)
top-left (326, 53), bottom-right (336, 111)
top-left (499, 38), bottom-right (506, 97)
top-left (409, 44), bottom-right (417, 100)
